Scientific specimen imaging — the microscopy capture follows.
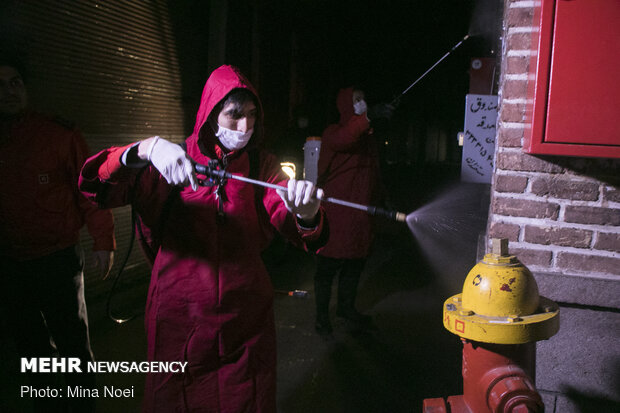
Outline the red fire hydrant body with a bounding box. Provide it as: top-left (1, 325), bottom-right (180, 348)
top-left (423, 239), bottom-right (559, 413)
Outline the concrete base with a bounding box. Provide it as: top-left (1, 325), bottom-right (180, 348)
top-left (534, 271), bottom-right (620, 309)
top-left (536, 305), bottom-right (620, 413)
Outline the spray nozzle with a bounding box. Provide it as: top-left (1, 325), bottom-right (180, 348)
top-left (367, 206), bottom-right (407, 222)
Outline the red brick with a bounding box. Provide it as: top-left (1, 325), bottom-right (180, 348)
top-left (510, 247), bottom-right (552, 267)
top-left (503, 80), bottom-right (528, 99)
top-left (493, 197), bottom-right (560, 220)
top-left (524, 226), bottom-right (592, 249)
top-left (603, 187), bottom-right (620, 203)
top-left (506, 56), bottom-right (529, 74)
top-left (489, 222), bottom-right (521, 241)
top-left (506, 6), bottom-right (534, 28)
top-left (564, 206), bottom-right (620, 226)
top-left (506, 33), bottom-right (531, 50)
top-left (594, 232), bottom-right (620, 253)
top-left (556, 253), bottom-right (620, 275)
top-left (497, 152), bottom-right (564, 173)
top-left (496, 175), bottom-right (528, 193)
top-left (500, 103), bottom-right (526, 123)
top-left (530, 177), bottom-right (599, 201)
top-left (497, 128), bottom-right (523, 148)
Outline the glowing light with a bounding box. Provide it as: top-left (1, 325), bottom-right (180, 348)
top-left (280, 162), bottom-right (296, 179)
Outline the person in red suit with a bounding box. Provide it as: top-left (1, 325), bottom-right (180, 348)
top-left (314, 87), bottom-right (388, 336)
top-left (79, 65), bottom-right (327, 412)
top-left (0, 56), bottom-right (116, 412)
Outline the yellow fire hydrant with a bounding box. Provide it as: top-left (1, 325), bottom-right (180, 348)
top-left (423, 238), bottom-right (560, 413)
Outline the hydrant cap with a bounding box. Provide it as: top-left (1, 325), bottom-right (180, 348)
top-left (461, 240), bottom-right (540, 317)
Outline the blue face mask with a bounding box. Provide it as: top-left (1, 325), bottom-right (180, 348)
top-left (216, 124), bottom-right (254, 151)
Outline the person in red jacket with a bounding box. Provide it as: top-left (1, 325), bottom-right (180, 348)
top-left (79, 65), bottom-right (326, 412)
top-left (0, 58), bottom-right (115, 412)
top-left (314, 87), bottom-right (387, 336)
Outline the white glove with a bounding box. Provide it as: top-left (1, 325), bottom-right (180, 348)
top-left (276, 179), bottom-right (323, 223)
top-left (139, 136), bottom-right (198, 190)
top-left (93, 250), bottom-right (114, 280)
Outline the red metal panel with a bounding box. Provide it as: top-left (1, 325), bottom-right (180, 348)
top-left (546, 0), bottom-right (620, 145)
top-left (525, 0), bottom-right (620, 158)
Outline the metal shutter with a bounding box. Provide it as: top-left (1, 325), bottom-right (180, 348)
top-left (4, 0), bottom-right (186, 298)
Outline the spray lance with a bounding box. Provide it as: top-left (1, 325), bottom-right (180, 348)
top-left (105, 157), bottom-right (409, 324)
top-left (390, 34), bottom-right (470, 107)
top-left (194, 162), bottom-right (407, 223)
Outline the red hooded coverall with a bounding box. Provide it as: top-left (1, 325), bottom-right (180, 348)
top-left (79, 66), bottom-right (325, 412)
top-left (317, 87), bottom-right (382, 259)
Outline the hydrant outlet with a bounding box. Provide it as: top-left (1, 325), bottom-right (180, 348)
top-left (484, 367), bottom-right (543, 413)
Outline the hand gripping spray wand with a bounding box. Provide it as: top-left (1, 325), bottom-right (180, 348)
top-left (194, 163), bottom-right (407, 223)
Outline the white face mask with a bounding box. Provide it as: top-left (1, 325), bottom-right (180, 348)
top-left (216, 124), bottom-right (254, 151)
top-left (353, 100), bottom-right (367, 115)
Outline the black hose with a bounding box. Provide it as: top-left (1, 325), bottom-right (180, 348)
top-left (105, 207), bottom-right (140, 324)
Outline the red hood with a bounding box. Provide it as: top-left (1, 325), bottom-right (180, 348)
top-left (336, 87), bottom-right (355, 125)
top-left (188, 65), bottom-right (263, 156)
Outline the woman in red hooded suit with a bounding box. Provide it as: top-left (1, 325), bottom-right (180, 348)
top-left (79, 66), bottom-right (326, 412)
top-left (314, 87), bottom-right (383, 335)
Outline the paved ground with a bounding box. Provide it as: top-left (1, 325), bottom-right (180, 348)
top-left (84, 221), bottom-right (476, 413)
top-left (2, 165), bottom-right (491, 412)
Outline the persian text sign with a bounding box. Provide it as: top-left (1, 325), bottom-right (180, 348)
top-left (460, 94), bottom-right (498, 183)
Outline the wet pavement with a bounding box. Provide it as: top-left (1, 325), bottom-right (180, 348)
top-left (268, 229), bottom-right (465, 413)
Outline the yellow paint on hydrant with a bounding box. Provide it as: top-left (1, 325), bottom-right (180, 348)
top-left (443, 239), bottom-right (559, 344)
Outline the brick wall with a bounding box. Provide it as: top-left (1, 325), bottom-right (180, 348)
top-left (489, 0), bottom-right (620, 280)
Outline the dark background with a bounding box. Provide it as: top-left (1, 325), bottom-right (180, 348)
top-left (169, 0), bottom-right (501, 171)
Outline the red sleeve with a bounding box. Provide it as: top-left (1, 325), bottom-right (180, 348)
top-left (322, 115), bottom-right (370, 152)
top-left (79, 143), bottom-right (137, 207)
top-left (70, 131), bottom-right (119, 251)
top-left (79, 143), bottom-right (175, 252)
top-left (295, 206), bottom-right (328, 252)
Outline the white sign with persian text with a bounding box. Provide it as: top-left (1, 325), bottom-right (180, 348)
top-left (460, 94), bottom-right (498, 184)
